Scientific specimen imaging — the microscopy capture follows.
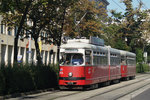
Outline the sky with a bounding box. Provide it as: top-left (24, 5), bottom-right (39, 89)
top-left (107, 0), bottom-right (150, 15)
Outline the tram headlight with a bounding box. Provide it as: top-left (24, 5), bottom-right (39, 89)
top-left (68, 72), bottom-right (73, 77)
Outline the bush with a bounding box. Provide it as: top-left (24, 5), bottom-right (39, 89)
top-left (136, 63), bottom-right (150, 73)
top-left (0, 71), bottom-right (5, 95)
top-left (0, 64), bottom-right (59, 95)
top-left (32, 65), bottom-right (57, 89)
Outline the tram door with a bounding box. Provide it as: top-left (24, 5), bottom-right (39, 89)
top-left (121, 55), bottom-right (127, 77)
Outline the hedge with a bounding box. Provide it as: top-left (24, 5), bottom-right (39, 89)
top-left (0, 64), bottom-right (59, 95)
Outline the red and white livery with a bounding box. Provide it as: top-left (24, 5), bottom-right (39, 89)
top-left (59, 37), bottom-right (136, 89)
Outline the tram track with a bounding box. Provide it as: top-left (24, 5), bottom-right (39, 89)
top-left (115, 82), bottom-right (150, 100)
top-left (85, 73), bottom-right (150, 100)
top-left (50, 91), bottom-right (82, 100)
top-left (52, 73), bottom-right (150, 100)
top-left (135, 73), bottom-right (150, 78)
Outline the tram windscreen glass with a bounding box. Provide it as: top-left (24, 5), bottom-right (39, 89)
top-left (60, 53), bottom-right (84, 66)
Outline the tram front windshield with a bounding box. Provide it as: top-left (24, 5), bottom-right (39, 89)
top-left (60, 53), bottom-right (84, 66)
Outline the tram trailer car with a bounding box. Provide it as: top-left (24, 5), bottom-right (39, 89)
top-left (120, 50), bottom-right (136, 80)
top-left (59, 37), bottom-right (136, 89)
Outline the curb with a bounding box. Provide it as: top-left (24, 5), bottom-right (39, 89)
top-left (1, 88), bottom-right (57, 99)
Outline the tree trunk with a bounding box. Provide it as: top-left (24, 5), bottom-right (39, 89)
top-left (57, 7), bottom-right (66, 63)
top-left (34, 38), bottom-right (42, 65)
top-left (14, 0), bottom-right (32, 63)
top-left (14, 34), bottom-right (19, 63)
top-left (57, 40), bottom-right (61, 64)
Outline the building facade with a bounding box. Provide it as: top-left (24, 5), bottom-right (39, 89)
top-left (0, 16), bottom-right (57, 65)
top-left (98, 0), bottom-right (109, 9)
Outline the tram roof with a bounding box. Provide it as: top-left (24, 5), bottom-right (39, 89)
top-left (126, 51), bottom-right (136, 57)
top-left (61, 39), bottom-right (107, 50)
top-left (61, 39), bottom-right (136, 57)
top-left (120, 50), bottom-right (136, 57)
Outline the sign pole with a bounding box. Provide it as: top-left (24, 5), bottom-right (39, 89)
top-left (28, 35), bottom-right (32, 64)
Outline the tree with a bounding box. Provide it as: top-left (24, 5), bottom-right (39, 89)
top-left (105, 0), bottom-right (150, 63)
top-left (44, 0), bottom-right (79, 63)
top-left (103, 10), bottom-right (130, 51)
top-left (1, 0), bottom-right (79, 64)
top-left (63, 0), bottom-right (107, 38)
top-left (25, 0), bottom-right (55, 65)
top-left (122, 0), bottom-right (150, 53)
top-left (0, 0), bottom-right (33, 63)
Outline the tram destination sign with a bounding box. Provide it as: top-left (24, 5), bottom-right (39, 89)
top-left (89, 36), bottom-right (104, 46)
top-left (65, 49), bottom-right (78, 53)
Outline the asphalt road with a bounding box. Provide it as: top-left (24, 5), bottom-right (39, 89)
top-left (132, 88), bottom-right (150, 100)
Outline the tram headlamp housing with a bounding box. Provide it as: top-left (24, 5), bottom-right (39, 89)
top-left (68, 72), bottom-right (73, 77)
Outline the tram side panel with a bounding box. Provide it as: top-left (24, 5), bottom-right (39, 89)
top-left (109, 49), bottom-right (121, 80)
top-left (121, 65), bottom-right (136, 78)
top-left (85, 66), bottom-right (94, 85)
top-left (109, 65), bottom-right (121, 80)
top-left (120, 52), bottom-right (136, 78)
top-left (85, 50), bottom-right (110, 85)
top-left (127, 65), bottom-right (136, 77)
top-left (126, 53), bottom-right (136, 78)
top-left (121, 65), bottom-right (127, 77)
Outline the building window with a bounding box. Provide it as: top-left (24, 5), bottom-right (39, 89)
top-left (8, 27), bottom-right (12, 35)
top-left (14, 26), bottom-right (18, 36)
top-left (1, 24), bottom-right (3, 34)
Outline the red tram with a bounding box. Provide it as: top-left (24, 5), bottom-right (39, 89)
top-left (59, 37), bottom-right (136, 89)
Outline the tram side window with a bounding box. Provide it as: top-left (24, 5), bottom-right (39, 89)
top-left (110, 58), bottom-right (114, 65)
top-left (97, 56), bottom-right (100, 65)
top-left (104, 57), bottom-right (108, 65)
top-left (127, 59), bottom-right (130, 65)
top-left (127, 59), bottom-right (135, 66)
top-left (100, 56), bottom-right (105, 65)
top-left (93, 55), bottom-right (107, 66)
top-left (110, 57), bottom-right (119, 66)
top-left (85, 56), bottom-right (91, 65)
top-left (85, 50), bottom-right (91, 65)
top-left (93, 56), bottom-right (97, 65)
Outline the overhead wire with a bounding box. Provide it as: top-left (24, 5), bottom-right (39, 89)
top-left (111, 0), bottom-right (149, 13)
top-left (136, 0), bottom-right (149, 10)
top-left (111, 0), bottom-right (125, 11)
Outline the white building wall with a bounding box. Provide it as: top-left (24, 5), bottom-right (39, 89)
top-left (0, 22), bottom-right (58, 66)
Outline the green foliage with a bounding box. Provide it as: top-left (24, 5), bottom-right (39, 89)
top-left (0, 65), bottom-right (35, 94)
top-left (113, 39), bottom-right (130, 51)
top-left (136, 63), bottom-right (149, 73)
top-left (64, 0), bottom-right (107, 38)
top-left (0, 0), bottom-right (78, 64)
top-left (105, 0), bottom-right (150, 64)
top-left (136, 48), bottom-right (143, 63)
top-left (31, 65), bottom-right (58, 90)
top-left (0, 64), bottom-right (59, 95)
top-left (0, 71), bottom-right (5, 95)
top-left (145, 44), bottom-right (150, 63)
